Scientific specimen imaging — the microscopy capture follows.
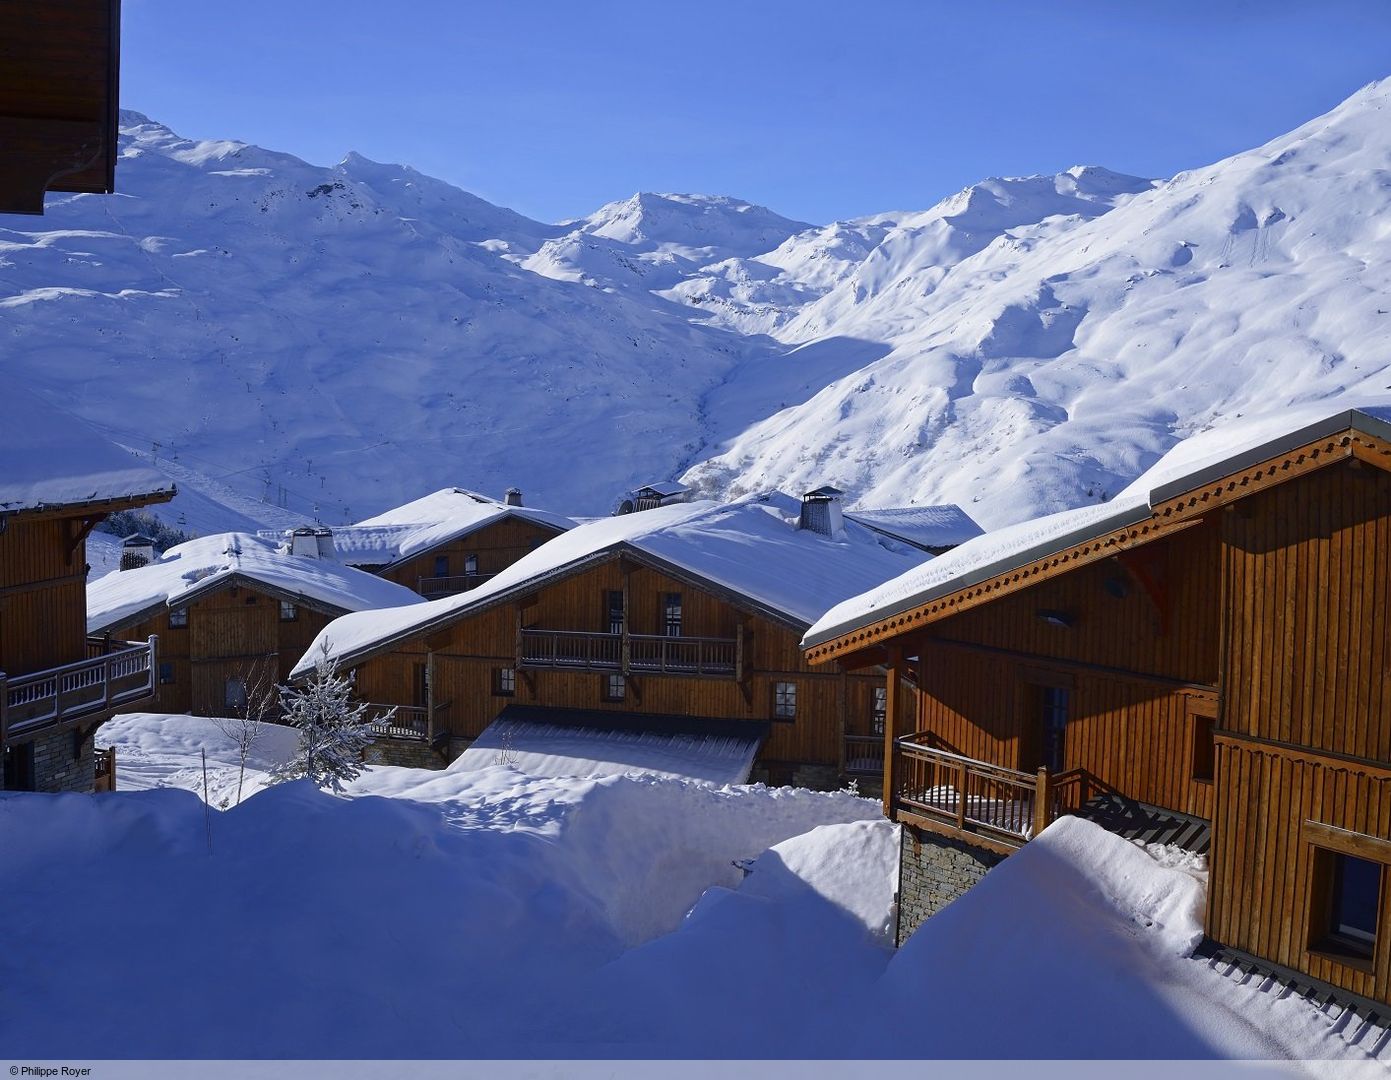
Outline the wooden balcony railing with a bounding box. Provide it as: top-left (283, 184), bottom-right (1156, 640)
top-left (892, 734), bottom-right (1086, 849)
top-left (844, 734), bottom-right (886, 775)
top-left (629, 634), bottom-right (736, 676)
top-left (416, 572), bottom-right (495, 599)
top-left (520, 629), bottom-right (622, 671)
top-left (94, 746), bottom-right (116, 792)
top-left (361, 703), bottom-right (429, 742)
top-left (518, 629), bottom-right (739, 677)
top-left (0, 637), bottom-right (157, 745)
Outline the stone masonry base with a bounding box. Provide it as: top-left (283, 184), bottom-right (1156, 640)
top-left (896, 823), bottom-right (1006, 946)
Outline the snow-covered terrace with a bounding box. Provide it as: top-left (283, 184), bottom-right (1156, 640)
top-left (0, 380), bottom-right (175, 516)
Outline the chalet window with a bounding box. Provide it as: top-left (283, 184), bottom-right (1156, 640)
top-left (872, 685), bottom-right (887, 736)
top-left (606, 590), bottom-right (625, 635)
top-left (225, 677), bottom-right (248, 712)
top-left (603, 673), bottom-right (626, 702)
top-left (1037, 685), bottom-right (1069, 773)
top-left (1311, 848), bottom-right (1383, 965)
top-left (774, 681), bottom-right (797, 720)
top-left (494, 667), bottom-right (515, 696)
top-left (169, 607), bottom-right (188, 628)
top-left (465, 554), bottom-right (479, 576)
top-left (434, 555), bottom-right (449, 578)
top-left (664, 593), bottom-right (683, 637)
top-left (280, 600), bottom-right (298, 622)
top-left (159, 662), bottom-right (175, 685)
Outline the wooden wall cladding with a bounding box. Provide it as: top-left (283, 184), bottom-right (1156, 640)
top-left (1222, 460), bottom-right (1391, 762)
top-left (1208, 736), bottom-right (1391, 1004)
top-left (0, 517), bottom-right (88, 674)
top-left (929, 519), bottom-right (1221, 686)
top-left (382, 519), bottom-right (560, 592)
top-left (913, 639), bottom-right (1216, 818)
top-left (350, 555), bottom-right (885, 768)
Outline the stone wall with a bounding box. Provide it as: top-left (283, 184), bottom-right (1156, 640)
top-left (896, 824), bottom-right (1006, 945)
top-left (29, 726), bottom-right (95, 793)
top-left (365, 737), bottom-right (443, 770)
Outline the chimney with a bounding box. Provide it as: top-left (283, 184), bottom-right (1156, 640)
top-left (290, 526), bottom-right (319, 558)
top-left (504, 487), bottom-right (523, 507)
top-left (799, 486), bottom-right (845, 538)
top-left (313, 526), bottom-right (336, 560)
top-left (120, 533), bottom-right (156, 571)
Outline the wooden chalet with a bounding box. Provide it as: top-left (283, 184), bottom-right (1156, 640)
top-left (327, 487), bottom-right (574, 599)
top-left (0, 386), bottom-right (175, 792)
top-left (1, 2), bottom-right (122, 214)
top-left (803, 403), bottom-right (1391, 1011)
top-left (87, 531), bottom-right (423, 725)
top-left (293, 490), bottom-right (929, 781)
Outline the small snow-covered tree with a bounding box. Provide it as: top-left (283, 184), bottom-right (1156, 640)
top-left (211, 659), bottom-right (276, 806)
top-left (268, 642), bottom-right (385, 793)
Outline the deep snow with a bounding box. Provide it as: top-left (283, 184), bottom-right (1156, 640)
top-left (5, 713), bottom-right (1380, 1062)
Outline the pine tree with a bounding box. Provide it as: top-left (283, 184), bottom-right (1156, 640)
top-left (269, 642), bottom-right (384, 793)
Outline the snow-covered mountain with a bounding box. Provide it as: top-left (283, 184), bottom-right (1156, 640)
top-left (3, 80), bottom-right (1390, 531)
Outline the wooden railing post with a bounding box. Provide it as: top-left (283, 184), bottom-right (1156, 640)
top-left (1033, 766), bottom-right (1052, 838)
top-left (881, 645), bottom-right (902, 818)
top-left (425, 651), bottom-right (436, 742)
top-left (0, 672), bottom-right (8, 749)
top-left (955, 760), bottom-right (967, 831)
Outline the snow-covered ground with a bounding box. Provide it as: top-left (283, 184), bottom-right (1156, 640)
top-left (0, 713), bottom-right (1378, 1061)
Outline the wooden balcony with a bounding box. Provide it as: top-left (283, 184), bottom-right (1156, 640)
top-left (844, 733), bottom-right (886, 776)
top-left (518, 629), bottom-right (739, 677)
top-left (892, 734), bottom-right (1086, 852)
top-left (0, 637), bottom-right (158, 745)
top-left (361, 703), bottom-right (429, 742)
top-left (416, 572), bottom-right (495, 599)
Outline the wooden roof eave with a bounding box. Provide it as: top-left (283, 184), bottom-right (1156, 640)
top-left (375, 510), bottom-right (570, 572)
top-left (807, 425), bottom-right (1391, 668)
top-left (91, 569), bottom-right (353, 636)
top-left (1, 486), bottom-right (176, 528)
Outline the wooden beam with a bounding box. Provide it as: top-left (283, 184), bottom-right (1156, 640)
top-left (64, 513), bottom-right (106, 565)
top-left (1301, 820), bottom-right (1391, 864)
top-left (881, 644), bottom-right (904, 818)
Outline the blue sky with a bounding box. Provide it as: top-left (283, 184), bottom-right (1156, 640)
top-left (123, 0), bottom-right (1391, 225)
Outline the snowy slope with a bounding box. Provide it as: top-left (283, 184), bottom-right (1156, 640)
top-left (684, 79), bottom-right (1391, 526)
top-left (0, 114), bottom-right (776, 523)
top-left (5, 81), bottom-right (1391, 532)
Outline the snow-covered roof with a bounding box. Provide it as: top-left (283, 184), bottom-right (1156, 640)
top-left (843, 505), bottom-right (984, 551)
top-left (87, 532), bottom-right (425, 634)
top-left (294, 492), bottom-right (929, 677)
top-left (632, 481), bottom-right (689, 499)
top-left (805, 399), bottom-right (1391, 649)
top-left (0, 381), bottom-right (175, 516)
top-left (453, 707), bottom-right (763, 785)
top-left (330, 487), bottom-right (574, 566)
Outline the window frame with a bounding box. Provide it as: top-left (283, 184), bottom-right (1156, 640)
top-left (663, 592), bottom-right (683, 638)
top-left (773, 680), bottom-right (797, 721)
top-left (1303, 820), bottom-right (1391, 974)
top-left (605, 590), bottom-right (625, 635)
top-left (168, 606), bottom-right (188, 629)
top-left (493, 666), bottom-right (516, 697)
top-left (279, 600), bottom-right (298, 622)
top-left (871, 685), bottom-right (887, 736)
top-left (602, 673), bottom-right (626, 702)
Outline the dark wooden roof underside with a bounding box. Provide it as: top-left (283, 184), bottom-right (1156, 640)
top-left (0, 1), bottom-right (121, 214)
